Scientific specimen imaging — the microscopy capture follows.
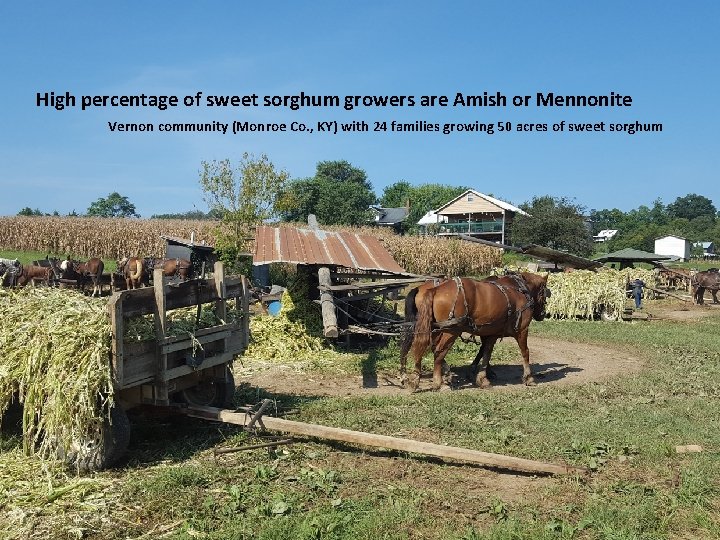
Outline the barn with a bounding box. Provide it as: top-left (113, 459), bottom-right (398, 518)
top-left (654, 234), bottom-right (691, 261)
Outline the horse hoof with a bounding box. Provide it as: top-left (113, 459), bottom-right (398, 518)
top-left (475, 375), bottom-right (492, 389)
top-left (524, 376), bottom-right (536, 386)
top-left (406, 373), bottom-right (420, 392)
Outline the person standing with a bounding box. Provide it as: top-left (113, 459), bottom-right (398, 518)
top-left (630, 278), bottom-right (646, 309)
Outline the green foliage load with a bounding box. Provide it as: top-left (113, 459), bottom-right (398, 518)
top-left (545, 268), bottom-right (657, 319)
top-left (544, 270), bottom-right (628, 320)
top-left (491, 267), bottom-right (658, 320)
top-left (123, 305), bottom-right (235, 342)
top-left (0, 288), bottom-right (113, 459)
top-left (246, 272), bottom-right (337, 363)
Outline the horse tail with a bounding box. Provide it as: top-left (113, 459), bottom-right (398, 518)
top-left (130, 258), bottom-right (143, 281)
top-left (399, 287), bottom-right (421, 372)
top-left (410, 289), bottom-right (436, 360)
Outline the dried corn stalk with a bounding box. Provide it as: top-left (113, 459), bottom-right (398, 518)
top-left (491, 266), bottom-right (659, 320)
top-left (0, 288), bottom-right (113, 459)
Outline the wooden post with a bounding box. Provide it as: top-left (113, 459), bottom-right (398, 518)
top-left (240, 275), bottom-right (250, 351)
top-left (318, 267), bottom-right (338, 338)
top-left (108, 293), bottom-right (124, 388)
top-left (183, 406), bottom-right (588, 476)
top-left (153, 268), bottom-right (169, 405)
top-left (213, 261), bottom-right (227, 321)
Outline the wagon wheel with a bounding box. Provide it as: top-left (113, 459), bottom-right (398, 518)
top-left (180, 366), bottom-right (236, 408)
top-left (57, 403), bottom-right (131, 473)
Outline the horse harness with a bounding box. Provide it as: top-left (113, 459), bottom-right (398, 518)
top-left (440, 273), bottom-right (537, 335)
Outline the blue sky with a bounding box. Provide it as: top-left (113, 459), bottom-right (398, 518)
top-left (1, 1), bottom-right (718, 218)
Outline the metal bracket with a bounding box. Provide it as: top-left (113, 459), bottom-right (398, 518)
top-left (247, 398), bottom-right (273, 431)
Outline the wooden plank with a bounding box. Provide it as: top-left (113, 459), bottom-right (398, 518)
top-left (153, 268), bottom-right (169, 405)
top-left (318, 267), bottom-right (338, 338)
top-left (182, 406), bottom-right (588, 476)
top-left (114, 280), bottom-right (246, 317)
top-left (240, 275), bottom-right (250, 350)
top-left (161, 330), bottom-right (233, 354)
top-left (213, 261), bottom-right (227, 321)
top-left (213, 261), bottom-right (228, 358)
top-left (108, 294), bottom-right (124, 387)
top-left (159, 322), bottom-right (240, 345)
top-left (321, 277), bottom-right (428, 292)
top-left (330, 272), bottom-right (408, 280)
top-left (161, 351), bottom-right (238, 382)
top-left (336, 286), bottom-right (404, 304)
top-left (153, 269), bottom-right (167, 338)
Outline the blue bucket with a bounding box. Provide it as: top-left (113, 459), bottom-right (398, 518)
top-left (267, 300), bottom-right (282, 316)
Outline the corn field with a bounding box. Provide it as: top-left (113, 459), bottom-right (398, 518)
top-left (0, 216), bottom-right (217, 259)
top-left (0, 217), bottom-right (501, 276)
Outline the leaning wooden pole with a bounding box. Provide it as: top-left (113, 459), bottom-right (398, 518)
top-left (183, 405), bottom-right (588, 476)
top-left (318, 266), bottom-right (339, 338)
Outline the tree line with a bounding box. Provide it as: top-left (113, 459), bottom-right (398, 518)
top-left (15, 155), bottom-right (718, 260)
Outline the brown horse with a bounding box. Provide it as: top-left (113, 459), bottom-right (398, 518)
top-left (144, 257), bottom-right (193, 282)
top-left (117, 257), bottom-right (145, 289)
top-left (409, 272), bottom-right (550, 391)
top-left (76, 258), bottom-right (105, 297)
top-left (692, 269), bottom-right (720, 304)
top-left (59, 258), bottom-right (105, 296)
top-left (15, 264), bottom-right (52, 287)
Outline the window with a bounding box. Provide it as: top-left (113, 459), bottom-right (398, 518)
top-left (467, 194), bottom-right (474, 202)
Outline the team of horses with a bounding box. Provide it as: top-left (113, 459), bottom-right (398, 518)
top-left (401, 272), bottom-right (550, 391)
top-left (0, 255), bottom-right (193, 294)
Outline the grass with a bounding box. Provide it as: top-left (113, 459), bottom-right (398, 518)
top-left (3, 300), bottom-right (720, 538)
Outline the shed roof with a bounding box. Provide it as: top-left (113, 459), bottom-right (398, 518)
top-left (372, 206), bottom-right (409, 224)
top-left (161, 235), bottom-right (215, 253)
top-left (252, 225), bottom-right (406, 274)
top-left (593, 248), bottom-right (672, 263)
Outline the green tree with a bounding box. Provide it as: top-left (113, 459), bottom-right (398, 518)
top-left (17, 207), bottom-right (44, 216)
top-left (86, 192), bottom-right (139, 218)
top-left (511, 196), bottom-right (593, 256)
top-left (667, 194), bottom-right (716, 221)
top-left (199, 153), bottom-right (294, 267)
top-left (380, 180), bottom-right (413, 208)
top-left (281, 160), bottom-right (376, 226)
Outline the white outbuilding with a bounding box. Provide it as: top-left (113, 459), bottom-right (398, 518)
top-left (654, 235), bottom-right (691, 261)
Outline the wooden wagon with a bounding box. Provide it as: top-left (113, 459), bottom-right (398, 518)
top-left (74, 262), bottom-right (250, 472)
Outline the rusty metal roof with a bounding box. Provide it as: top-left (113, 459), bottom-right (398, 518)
top-left (253, 225), bottom-right (406, 274)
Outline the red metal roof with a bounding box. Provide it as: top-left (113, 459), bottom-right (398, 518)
top-left (253, 225), bottom-right (405, 274)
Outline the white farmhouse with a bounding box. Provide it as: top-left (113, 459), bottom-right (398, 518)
top-left (654, 235), bottom-right (691, 261)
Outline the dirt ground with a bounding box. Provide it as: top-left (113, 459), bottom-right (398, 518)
top-left (236, 335), bottom-right (645, 397)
